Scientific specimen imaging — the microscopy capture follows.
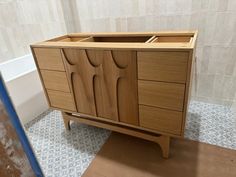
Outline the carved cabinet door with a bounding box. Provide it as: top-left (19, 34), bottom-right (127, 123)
top-left (61, 49), bottom-right (139, 125)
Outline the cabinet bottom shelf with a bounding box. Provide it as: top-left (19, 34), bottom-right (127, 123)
top-left (62, 111), bottom-right (170, 158)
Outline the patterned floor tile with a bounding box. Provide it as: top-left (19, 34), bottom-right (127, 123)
top-left (25, 110), bottom-right (110, 177)
top-left (186, 101), bottom-right (236, 150)
top-left (25, 101), bottom-right (236, 176)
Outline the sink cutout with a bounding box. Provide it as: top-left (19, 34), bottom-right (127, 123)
top-left (80, 36), bottom-right (153, 43)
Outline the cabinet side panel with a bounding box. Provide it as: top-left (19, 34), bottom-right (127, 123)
top-left (181, 50), bottom-right (195, 136)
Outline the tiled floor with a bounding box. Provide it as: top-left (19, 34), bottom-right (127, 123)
top-left (25, 111), bottom-right (110, 177)
top-left (185, 101), bottom-right (236, 149)
top-left (25, 101), bottom-right (236, 177)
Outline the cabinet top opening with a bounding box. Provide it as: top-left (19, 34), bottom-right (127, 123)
top-left (80, 36), bottom-right (153, 43)
top-left (31, 31), bottom-right (198, 50)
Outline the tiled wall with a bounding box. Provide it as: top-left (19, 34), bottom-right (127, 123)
top-left (0, 0), bottom-right (68, 62)
top-left (1, 0), bottom-right (236, 107)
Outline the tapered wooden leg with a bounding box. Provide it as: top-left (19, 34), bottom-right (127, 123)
top-left (154, 135), bottom-right (170, 158)
top-left (62, 112), bottom-right (71, 130)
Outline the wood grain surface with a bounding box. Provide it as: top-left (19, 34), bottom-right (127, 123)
top-left (34, 48), bottom-right (65, 71)
top-left (62, 49), bottom-right (139, 124)
top-left (138, 51), bottom-right (188, 83)
top-left (138, 80), bottom-right (185, 111)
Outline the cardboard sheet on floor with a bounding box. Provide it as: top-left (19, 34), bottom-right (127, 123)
top-left (82, 132), bottom-right (236, 177)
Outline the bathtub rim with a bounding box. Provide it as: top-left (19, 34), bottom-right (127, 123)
top-left (0, 54), bottom-right (36, 82)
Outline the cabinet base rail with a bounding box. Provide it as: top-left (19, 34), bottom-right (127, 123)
top-left (62, 111), bottom-right (170, 158)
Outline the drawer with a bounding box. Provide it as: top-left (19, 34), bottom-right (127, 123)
top-left (33, 48), bottom-right (65, 71)
top-left (139, 105), bottom-right (183, 135)
top-left (41, 70), bottom-right (70, 92)
top-left (138, 52), bottom-right (188, 83)
top-left (138, 80), bottom-right (185, 111)
top-left (47, 90), bottom-right (76, 111)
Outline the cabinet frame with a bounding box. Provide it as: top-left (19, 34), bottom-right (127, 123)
top-left (31, 31), bottom-right (198, 158)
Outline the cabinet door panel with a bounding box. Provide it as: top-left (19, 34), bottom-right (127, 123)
top-left (112, 51), bottom-right (138, 125)
top-left (62, 49), bottom-right (139, 125)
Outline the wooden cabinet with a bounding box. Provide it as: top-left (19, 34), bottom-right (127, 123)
top-left (31, 31), bottom-right (197, 158)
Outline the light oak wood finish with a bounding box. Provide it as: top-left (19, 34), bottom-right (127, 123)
top-left (70, 111), bottom-right (181, 138)
top-left (62, 49), bottom-right (139, 124)
top-left (138, 80), bottom-right (185, 111)
top-left (32, 31), bottom-right (197, 50)
top-left (62, 112), bottom-right (71, 130)
top-left (57, 37), bottom-right (87, 42)
top-left (62, 112), bottom-right (170, 158)
top-left (138, 51), bottom-right (188, 83)
top-left (31, 31), bottom-right (198, 158)
top-left (181, 50), bottom-right (196, 135)
top-left (34, 48), bottom-right (65, 71)
top-left (47, 90), bottom-right (76, 112)
top-left (40, 70), bottom-right (70, 92)
top-left (154, 36), bottom-right (192, 43)
top-left (139, 105), bottom-right (183, 135)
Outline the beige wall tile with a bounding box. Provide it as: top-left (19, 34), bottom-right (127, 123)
top-left (225, 47), bottom-right (236, 75)
top-left (0, 0), bottom-right (68, 63)
top-left (115, 18), bottom-right (128, 32)
top-left (197, 74), bottom-right (215, 98)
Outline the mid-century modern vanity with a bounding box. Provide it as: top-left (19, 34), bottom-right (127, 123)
top-left (31, 31), bottom-right (197, 158)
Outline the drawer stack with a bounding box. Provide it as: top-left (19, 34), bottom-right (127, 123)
top-left (33, 48), bottom-right (76, 112)
top-left (137, 51), bottom-right (189, 135)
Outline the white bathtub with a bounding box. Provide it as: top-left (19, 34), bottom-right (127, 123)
top-left (0, 54), bottom-right (48, 124)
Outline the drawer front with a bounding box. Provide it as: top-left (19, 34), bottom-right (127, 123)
top-left (34, 48), bottom-right (65, 71)
top-left (138, 52), bottom-right (188, 83)
top-left (139, 105), bottom-right (183, 135)
top-left (41, 70), bottom-right (70, 92)
top-left (47, 90), bottom-right (76, 111)
top-left (138, 80), bottom-right (185, 111)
